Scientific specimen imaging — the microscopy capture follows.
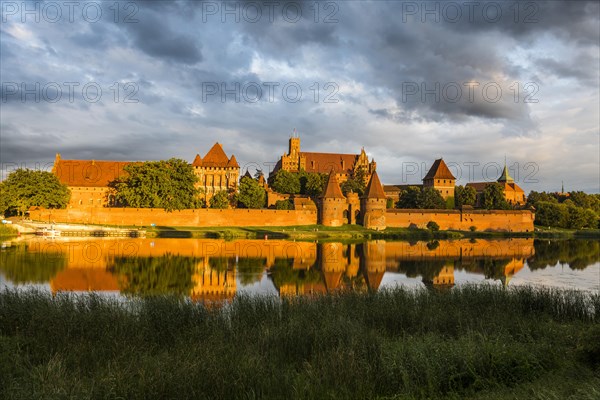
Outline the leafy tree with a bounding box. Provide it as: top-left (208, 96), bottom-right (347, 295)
top-left (209, 191), bottom-right (230, 209)
top-left (455, 185), bottom-right (476, 207)
top-left (300, 172), bottom-right (328, 197)
top-left (526, 191), bottom-right (558, 208)
top-left (569, 191), bottom-right (600, 214)
top-left (566, 205), bottom-right (589, 229)
top-left (426, 221), bottom-right (440, 232)
top-left (111, 158), bottom-right (200, 212)
top-left (418, 187), bottom-right (446, 209)
top-left (535, 201), bottom-right (568, 228)
top-left (583, 209), bottom-right (599, 229)
top-left (386, 198), bottom-right (395, 209)
top-left (397, 186), bottom-right (421, 209)
top-left (0, 169), bottom-right (70, 216)
top-left (275, 199), bottom-right (294, 210)
top-left (481, 183), bottom-right (510, 210)
top-left (341, 167), bottom-right (367, 196)
top-left (253, 169), bottom-right (264, 180)
top-left (269, 170), bottom-right (301, 194)
top-left (237, 176), bottom-right (266, 209)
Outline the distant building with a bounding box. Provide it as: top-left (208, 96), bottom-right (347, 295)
top-left (467, 165), bottom-right (526, 206)
top-left (51, 153), bottom-right (129, 208)
top-left (271, 134), bottom-right (377, 184)
top-left (192, 143), bottom-right (240, 202)
top-left (422, 158), bottom-right (456, 200)
top-left (382, 158), bottom-right (456, 204)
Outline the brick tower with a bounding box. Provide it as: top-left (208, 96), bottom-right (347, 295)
top-left (319, 171), bottom-right (346, 226)
top-left (361, 171), bottom-right (387, 230)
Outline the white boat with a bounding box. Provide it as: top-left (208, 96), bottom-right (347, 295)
top-left (35, 228), bottom-right (62, 237)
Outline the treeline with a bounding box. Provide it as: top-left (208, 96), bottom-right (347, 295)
top-left (527, 191), bottom-right (599, 229)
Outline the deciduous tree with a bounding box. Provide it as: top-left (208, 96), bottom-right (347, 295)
top-left (0, 169), bottom-right (70, 216)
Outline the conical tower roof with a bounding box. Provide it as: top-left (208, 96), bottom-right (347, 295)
top-left (243, 170), bottom-right (252, 179)
top-left (227, 154), bottom-right (239, 168)
top-left (423, 158), bottom-right (456, 180)
top-left (202, 143), bottom-right (230, 167)
top-left (497, 165), bottom-right (514, 183)
top-left (321, 171), bottom-right (345, 199)
top-left (192, 154), bottom-right (202, 167)
top-left (363, 171), bottom-right (386, 199)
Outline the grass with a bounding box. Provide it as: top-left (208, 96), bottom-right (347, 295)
top-left (0, 224), bottom-right (18, 239)
top-left (1, 286), bottom-right (599, 399)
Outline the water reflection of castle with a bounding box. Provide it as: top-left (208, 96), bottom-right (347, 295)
top-left (3, 238), bottom-right (540, 300)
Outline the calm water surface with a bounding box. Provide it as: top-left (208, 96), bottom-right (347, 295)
top-left (1, 237), bottom-right (598, 300)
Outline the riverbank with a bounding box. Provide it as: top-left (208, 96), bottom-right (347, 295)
top-left (11, 220), bottom-right (599, 242)
top-left (1, 286), bottom-right (598, 399)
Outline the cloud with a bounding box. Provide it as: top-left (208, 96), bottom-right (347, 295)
top-left (0, 0), bottom-right (598, 192)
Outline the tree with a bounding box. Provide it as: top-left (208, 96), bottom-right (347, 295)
top-left (237, 176), bottom-right (266, 209)
top-left (269, 170), bottom-right (300, 194)
top-left (397, 186), bottom-right (421, 209)
top-left (341, 167), bottom-right (367, 196)
top-left (455, 185), bottom-right (476, 207)
top-left (0, 169), bottom-right (70, 216)
top-left (111, 158), bottom-right (201, 212)
top-left (275, 199), bottom-right (294, 210)
top-left (209, 191), bottom-right (230, 209)
top-left (526, 191), bottom-right (558, 208)
top-left (253, 169), bottom-right (264, 180)
top-left (418, 187), bottom-right (446, 209)
top-left (427, 221), bottom-right (440, 232)
top-left (481, 183), bottom-right (510, 210)
top-left (300, 172), bottom-right (328, 197)
top-left (535, 201), bottom-right (568, 228)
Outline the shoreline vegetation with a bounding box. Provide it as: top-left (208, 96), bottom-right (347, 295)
top-left (1, 286), bottom-right (599, 399)
top-left (4, 220), bottom-right (599, 241)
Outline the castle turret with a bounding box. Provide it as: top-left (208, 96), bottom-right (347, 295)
top-left (361, 171), bottom-right (387, 230)
top-left (423, 158), bottom-right (456, 201)
top-left (319, 171), bottom-right (346, 226)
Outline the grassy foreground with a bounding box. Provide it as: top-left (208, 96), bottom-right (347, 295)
top-left (1, 286), bottom-right (599, 399)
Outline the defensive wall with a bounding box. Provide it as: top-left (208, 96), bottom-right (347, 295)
top-left (29, 207), bottom-right (534, 232)
top-left (385, 209), bottom-right (534, 232)
top-left (29, 207), bottom-right (318, 227)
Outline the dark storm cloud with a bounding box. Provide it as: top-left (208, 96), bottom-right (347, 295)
top-left (122, 6), bottom-right (202, 65)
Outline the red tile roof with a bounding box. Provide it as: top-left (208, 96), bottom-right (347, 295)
top-left (423, 159), bottom-right (456, 180)
top-left (300, 152), bottom-right (359, 174)
top-left (364, 171), bottom-right (386, 199)
top-left (52, 154), bottom-right (130, 187)
top-left (193, 143), bottom-right (238, 168)
top-left (192, 154), bottom-right (202, 167)
top-left (321, 171), bottom-right (345, 199)
top-left (227, 154), bottom-right (239, 168)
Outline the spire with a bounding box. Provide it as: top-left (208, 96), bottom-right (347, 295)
top-left (227, 154), bottom-right (239, 168)
top-left (561, 181), bottom-right (564, 193)
top-left (363, 171), bottom-right (386, 199)
top-left (243, 170), bottom-right (252, 179)
top-left (497, 164), bottom-right (514, 183)
top-left (192, 154), bottom-right (202, 166)
top-left (321, 170), bottom-right (345, 199)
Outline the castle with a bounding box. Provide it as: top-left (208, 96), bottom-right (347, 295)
top-left (270, 134), bottom-right (377, 184)
top-left (47, 133), bottom-right (533, 232)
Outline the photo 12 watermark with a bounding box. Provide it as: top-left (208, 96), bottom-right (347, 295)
top-left (1, 1), bottom-right (139, 23)
top-left (199, 1), bottom-right (339, 23)
top-left (401, 81), bottom-right (539, 104)
top-left (201, 81), bottom-right (340, 103)
top-left (1, 82), bottom-right (139, 104)
top-left (400, 1), bottom-right (539, 24)
top-left (399, 161), bottom-right (539, 184)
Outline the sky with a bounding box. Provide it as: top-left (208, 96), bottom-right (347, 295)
top-left (1, 0), bottom-right (599, 193)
